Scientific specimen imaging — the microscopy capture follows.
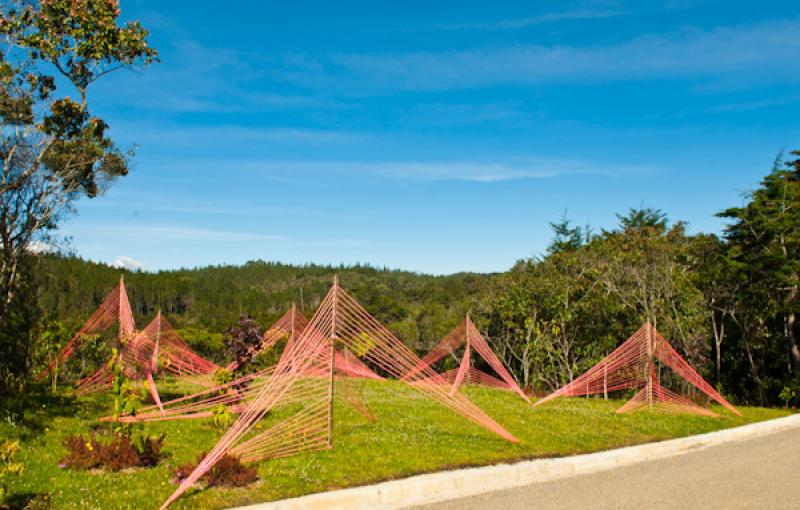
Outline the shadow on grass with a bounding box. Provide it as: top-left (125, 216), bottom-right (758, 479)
top-left (0, 384), bottom-right (104, 438)
top-left (2, 492), bottom-right (51, 510)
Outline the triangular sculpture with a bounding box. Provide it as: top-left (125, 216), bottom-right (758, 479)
top-left (404, 314), bottom-right (530, 403)
top-left (533, 323), bottom-right (741, 417)
top-left (112, 306), bottom-right (379, 423)
top-left (125, 311), bottom-right (220, 381)
top-left (160, 277), bottom-right (518, 509)
top-left (36, 276), bottom-right (218, 413)
top-left (36, 275), bottom-right (136, 383)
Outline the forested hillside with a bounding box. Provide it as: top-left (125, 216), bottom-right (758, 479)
top-left (35, 255), bottom-right (499, 357)
top-left (9, 152), bottom-right (800, 408)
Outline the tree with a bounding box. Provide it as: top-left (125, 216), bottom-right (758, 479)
top-left (224, 314), bottom-right (263, 373)
top-left (692, 234), bottom-right (740, 384)
top-left (547, 211), bottom-right (589, 255)
top-left (592, 222), bottom-right (708, 364)
top-left (616, 206), bottom-right (668, 231)
top-left (719, 152), bottom-right (800, 379)
top-left (0, 0), bottom-right (156, 386)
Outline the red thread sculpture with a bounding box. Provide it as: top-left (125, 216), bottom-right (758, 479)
top-left (533, 323), bottom-right (741, 417)
top-left (404, 314), bottom-right (530, 403)
top-left (160, 277), bottom-right (517, 509)
top-left (110, 305), bottom-right (380, 423)
top-left (36, 276), bottom-right (218, 407)
top-left (36, 275), bottom-right (136, 383)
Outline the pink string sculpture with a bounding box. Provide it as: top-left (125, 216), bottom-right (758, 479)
top-left (403, 314), bottom-right (530, 403)
top-left (160, 277), bottom-right (517, 509)
top-left (36, 276), bottom-right (219, 410)
top-left (36, 275), bottom-right (136, 383)
top-left (533, 322), bottom-right (741, 417)
top-left (109, 305), bottom-right (379, 423)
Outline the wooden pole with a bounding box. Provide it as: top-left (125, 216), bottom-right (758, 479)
top-left (646, 322), bottom-right (654, 410)
top-left (327, 276), bottom-right (338, 448)
top-left (118, 274), bottom-right (125, 348)
top-left (153, 310), bottom-right (162, 373)
top-left (603, 361), bottom-right (608, 400)
top-left (290, 302), bottom-right (296, 340)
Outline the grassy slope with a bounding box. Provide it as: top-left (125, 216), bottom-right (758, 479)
top-left (1, 380), bottom-right (790, 510)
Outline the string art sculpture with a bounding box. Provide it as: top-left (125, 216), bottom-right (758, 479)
top-left (160, 277), bottom-right (518, 509)
top-left (110, 305), bottom-right (380, 423)
top-left (404, 314), bottom-right (530, 403)
top-left (35, 276), bottom-right (218, 406)
top-left (533, 322), bottom-right (740, 417)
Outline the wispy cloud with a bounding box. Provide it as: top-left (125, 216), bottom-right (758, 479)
top-left (79, 225), bottom-right (287, 243)
top-left (110, 123), bottom-right (364, 147)
top-left (93, 20), bottom-right (347, 114)
top-left (272, 19), bottom-right (800, 93)
top-left (434, 9), bottom-right (625, 31)
top-left (707, 93), bottom-right (800, 113)
top-left (142, 157), bottom-right (652, 182)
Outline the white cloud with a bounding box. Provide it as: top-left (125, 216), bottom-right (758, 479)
top-left (111, 123), bottom-right (364, 147)
top-left (435, 9), bottom-right (625, 31)
top-left (146, 157), bottom-right (651, 182)
top-left (92, 225), bottom-right (287, 243)
top-left (27, 240), bottom-right (54, 254)
top-left (274, 19), bottom-right (800, 92)
top-left (113, 256), bottom-right (145, 271)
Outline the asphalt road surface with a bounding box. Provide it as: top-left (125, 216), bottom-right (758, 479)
top-left (410, 426), bottom-right (799, 510)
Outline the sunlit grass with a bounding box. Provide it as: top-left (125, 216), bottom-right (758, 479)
top-left (1, 379), bottom-right (790, 509)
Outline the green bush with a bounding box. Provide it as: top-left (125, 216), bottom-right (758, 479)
top-left (0, 440), bottom-right (24, 502)
top-left (210, 404), bottom-right (236, 429)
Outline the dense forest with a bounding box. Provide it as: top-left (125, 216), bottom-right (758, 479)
top-left (33, 256), bottom-right (499, 359)
top-left (1, 152), bottom-right (798, 408)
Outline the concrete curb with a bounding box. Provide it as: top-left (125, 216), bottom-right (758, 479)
top-left (233, 413), bottom-right (800, 510)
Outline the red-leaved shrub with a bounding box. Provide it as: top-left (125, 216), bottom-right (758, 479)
top-left (60, 433), bottom-right (165, 471)
top-left (173, 453), bottom-right (257, 487)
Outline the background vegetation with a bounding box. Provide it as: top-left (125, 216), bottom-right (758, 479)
top-left (1, 150), bottom-right (793, 408)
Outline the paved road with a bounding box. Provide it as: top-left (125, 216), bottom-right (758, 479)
top-left (410, 427), bottom-right (800, 510)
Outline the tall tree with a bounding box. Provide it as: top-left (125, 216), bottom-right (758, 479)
top-left (719, 152), bottom-right (800, 378)
top-left (0, 0), bottom-right (157, 385)
top-left (615, 206), bottom-right (668, 231)
top-left (547, 211), bottom-right (589, 255)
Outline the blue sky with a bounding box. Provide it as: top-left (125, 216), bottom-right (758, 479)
top-left (60, 0), bottom-right (800, 274)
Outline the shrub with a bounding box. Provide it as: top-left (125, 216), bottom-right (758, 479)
top-left (210, 405), bottom-right (236, 429)
top-left (173, 453), bottom-right (257, 488)
top-left (60, 433), bottom-right (165, 471)
top-left (0, 440), bottom-right (25, 502)
top-left (212, 368), bottom-right (233, 386)
top-left (779, 383), bottom-right (799, 409)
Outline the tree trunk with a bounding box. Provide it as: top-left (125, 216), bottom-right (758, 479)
top-left (787, 311), bottom-right (799, 375)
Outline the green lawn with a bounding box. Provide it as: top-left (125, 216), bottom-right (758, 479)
top-left (1, 379), bottom-right (790, 510)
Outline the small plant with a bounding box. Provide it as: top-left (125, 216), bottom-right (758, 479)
top-left (60, 432), bottom-right (165, 471)
top-left (0, 440), bottom-right (25, 502)
top-left (106, 348), bottom-right (148, 435)
top-left (173, 453), bottom-right (257, 488)
top-left (212, 368), bottom-right (233, 386)
top-left (210, 404), bottom-right (236, 429)
top-left (779, 383), bottom-right (799, 409)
